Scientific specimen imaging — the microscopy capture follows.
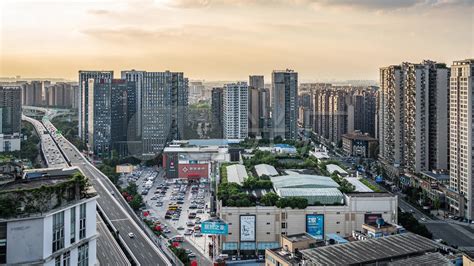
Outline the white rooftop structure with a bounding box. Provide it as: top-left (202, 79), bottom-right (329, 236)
top-left (344, 177), bottom-right (373, 192)
top-left (326, 164), bottom-right (348, 176)
top-left (227, 164), bottom-right (248, 185)
top-left (254, 164), bottom-right (279, 177)
top-left (310, 150), bottom-right (330, 160)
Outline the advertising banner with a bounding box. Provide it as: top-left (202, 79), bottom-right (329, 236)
top-left (201, 220), bottom-right (228, 235)
top-left (306, 214), bottom-right (324, 239)
top-left (240, 215), bottom-right (256, 242)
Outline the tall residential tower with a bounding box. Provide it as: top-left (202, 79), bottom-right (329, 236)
top-left (449, 59), bottom-right (474, 220)
top-left (223, 82), bottom-right (248, 140)
top-left (272, 70), bottom-right (298, 140)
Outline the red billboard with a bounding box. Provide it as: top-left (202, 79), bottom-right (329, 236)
top-left (178, 163), bottom-right (208, 180)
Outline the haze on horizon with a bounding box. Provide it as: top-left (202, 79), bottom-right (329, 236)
top-left (0, 0), bottom-right (472, 82)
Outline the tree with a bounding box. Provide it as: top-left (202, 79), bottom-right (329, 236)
top-left (260, 192), bottom-right (280, 206)
top-left (125, 183), bottom-right (138, 196)
top-left (129, 194), bottom-right (143, 210)
top-left (398, 210), bottom-right (432, 239)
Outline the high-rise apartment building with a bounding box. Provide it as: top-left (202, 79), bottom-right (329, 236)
top-left (44, 82), bottom-right (74, 108)
top-left (379, 61), bottom-right (449, 176)
top-left (223, 82), bottom-right (248, 140)
top-left (122, 70), bottom-right (188, 156)
top-left (78, 71), bottom-right (114, 140)
top-left (311, 85), bottom-right (376, 144)
top-left (0, 168), bottom-right (98, 265)
top-left (21, 81), bottom-right (45, 106)
top-left (449, 59), bottom-right (474, 220)
top-left (272, 70), bottom-right (298, 140)
top-left (248, 75), bottom-right (270, 138)
top-left (211, 87), bottom-right (224, 138)
top-left (0, 86), bottom-right (22, 152)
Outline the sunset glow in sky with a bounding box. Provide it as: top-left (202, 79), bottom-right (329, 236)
top-left (0, 0), bottom-right (472, 81)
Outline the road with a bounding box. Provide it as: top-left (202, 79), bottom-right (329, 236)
top-left (25, 111), bottom-right (174, 266)
top-left (24, 114), bottom-right (132, 265)
top-left (57, 137), bottom-right (173, 266)
top-left (96, 214), bottom-right (131, 266)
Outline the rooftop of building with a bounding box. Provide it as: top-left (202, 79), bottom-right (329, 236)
top-left (254, 164), bottom-right (279, 177)
top-left (0, 167), bottom-right (96, 219)
top-left (277, 188), bottom-right (344, 204)
top-left (326, 164), bottom-right (348, 175)
top-left (453, 58), bottom-right (474, 65)
top-left (283, 233), bottom-right (318, 243)
top-left (345, 192), bottom-right (393, 198)
top-left (388, 252), bottom-right (451, 266)
top-left (344, 177), bottom-right (373, 192)
top-left (421, 171), bottom-right (450, 181)
top-left (270, 174), bottom-right (339, 189)
top-left (342, 131), bottom-right (377, 141)
top-left (226, 164), bottom-right (248, 185)
top-left (300, 233), bottom-right (441, 265)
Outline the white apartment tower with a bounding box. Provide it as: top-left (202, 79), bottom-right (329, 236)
top-left (223, 82), bottom-right (248, 140)
top-left (449, 59), bottom-right (474, 220)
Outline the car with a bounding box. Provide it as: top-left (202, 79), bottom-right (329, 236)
top-left (197, 209), bottom-right (204, 214)
top-left (195, 220), bottom-right (201, 224)
top-left (194, 225), bottom-right (201, 231)
top-left (186, 221), bottom-right (195, 226)
top-left (177, 226), bottom-right (185, 230)
top-left (194, 232), bottom-right (203, 237)
top-left (185, 249), bottom-right (193, 255)
top-left (189, 205), bottom-right (198, 209)
top-left (184, 229), bottom-right (193, 235)
top-left (172, 216), bottom-right (180, 221)
top-left (177, 200), bottom-right (185, 204)
top-left (420, 217), bottom-right (426, 222)
top-left (128, 232), bottom-right (135, 238)
top-left (258, 255), bottom-right (265, 261)
top-left (163, 228), bottom-right (171, 234)
top-left (188, 213), bottom-right (196, 219)
top-left (187, 253), bottom-right (196, 258)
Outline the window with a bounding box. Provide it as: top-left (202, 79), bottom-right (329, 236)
top-left (71, 207), bottom-right (76, 243)
top-left (79, 204), bottom-right (86, 239)
top-left (78, 242), bottom-right (89, 266)
top-left (52, 212), bottom-right (65, 252)
top-left (55, 256), bottom-right (61, 266)
top-left (63, 251), bottom-right (71, 266)
top-left (281, 222), bottom-right (286, 229)
top-left (0, 222), bottom-right (6, 264)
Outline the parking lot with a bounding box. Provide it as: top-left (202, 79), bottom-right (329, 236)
top-left (123, 167), bottom-right (213, 264)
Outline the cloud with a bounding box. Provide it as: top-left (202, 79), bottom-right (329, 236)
top-left (169, 0), bottom-right (471, 10)
top-left (88, 9), bottom-right (110, 15)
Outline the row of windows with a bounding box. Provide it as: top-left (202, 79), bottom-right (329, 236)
top-left (53, 203), bottom-right (87, 254)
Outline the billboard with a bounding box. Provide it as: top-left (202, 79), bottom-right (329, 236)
top-left (240, 215), bottom-right (256, 242)
top-left (201, 220), bottom-right (228, 235)
top-left (364, 213), bottom-right (382, 224)
top-left (116, 164), bottom-right (133, 173)
top-left (306, 214), bottom-right (324, 239)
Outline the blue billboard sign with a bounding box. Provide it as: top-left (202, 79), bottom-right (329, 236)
top-left (201, 220), bottom-right (228, 235)
top-left (306, 214), bottom-right (324, 239)
top-left (375, 175), bottom-right (383, 183)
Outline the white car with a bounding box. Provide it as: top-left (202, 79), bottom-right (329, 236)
top-left (128, 232), bottom-right (135, 238)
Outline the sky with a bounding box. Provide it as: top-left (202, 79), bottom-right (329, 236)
top-left (0, 0), bottom-right (472, 82)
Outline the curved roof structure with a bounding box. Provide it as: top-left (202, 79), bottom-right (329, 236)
top-left (254, 164), bottom-right (279, 177)
top-left (270, 174), bottom-right (339, 189)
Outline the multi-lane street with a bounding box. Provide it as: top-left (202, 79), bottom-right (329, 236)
top-left (96, 214), bottom-right (131, 266)
top-left (24, 111), bottom-right (174, 266)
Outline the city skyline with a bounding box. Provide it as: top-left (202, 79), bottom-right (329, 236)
top-left (1, 0), bottom-right (472, 81)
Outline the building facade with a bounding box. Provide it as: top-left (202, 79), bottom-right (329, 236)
top-left (122, 70), bottom-right (188, 157)
top-left (0, 169), bottom-right (98, 265)
top-left (211, 87), bottom-right (224, 138)
top-left (223, 82), bottom-right (248, 140)
top-left (44, 83), bottom-right (74, 108)
top-left (0, 86), bottom-right (22, 152)
top-left (449, 59), bottom-right (474, 220)
top-left (248, 75), bottom-right (265, 138)
top-left (219, 193), bottom-right (398, 256)
top-left (78, 71), bottom-right (114, 141)
top-left (85, 78), bottom-right (137, 157)
top-left (272, 70), bottom-right (298, 140)
top-left (379, 61), bottom-right (449, 176)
